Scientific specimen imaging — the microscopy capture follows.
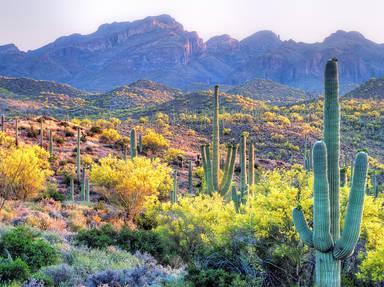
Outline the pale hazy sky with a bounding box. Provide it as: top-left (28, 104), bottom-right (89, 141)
top-left (1, 0), bottom-right (383, 51)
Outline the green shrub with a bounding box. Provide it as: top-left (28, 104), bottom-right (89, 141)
top-left (0, 258), bottom-right (30, 282)
top-left (186, 268), bottom-right (247, 287)
top-left (117, 228), bottom-right (172, 264)
top-left (75, 224), bottom-right (117, 249)
top-left (0, 227), bottom-right (59, 272)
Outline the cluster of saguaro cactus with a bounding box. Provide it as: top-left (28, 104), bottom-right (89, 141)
top-left (171, 171), bottom-right (178, 203)
top-left (293, 58), bottom-right (368, 287)
top-left (201, 86), bottom-right (238, 196)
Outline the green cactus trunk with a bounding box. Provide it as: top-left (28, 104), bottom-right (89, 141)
top-left (171, 171), bottom-right (178, 203)
top-left (293, 59), bottom-right (368, 287)
top-left (130, 129), bottom-right (137, 159)
top-left (85, 178), bottom-right (90, 202)
top-left (15, 118), bottom-right (19, 147)
top-left (248, 141), bottom-right (255, 187)
top-left (48, 130), bottom-right (53, 159)
top-left (212, 85), bottom-right (220, 192)
top-left (240, 133), bottom-right (248, 196)
top-left (188, 160), bottom-right (193, 194)
top-left (81, 165), bottom-right (86, 201)
top-left (76, 128), bottom-right (81, 182)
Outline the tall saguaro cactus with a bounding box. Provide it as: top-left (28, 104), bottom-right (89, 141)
top-left (200, 86), bottom-right (238, 196)
top-left (293, 59), bottom-right (368, 287)
top-left (48, 130), bottom-right (53, 159)
top-left (76, 128), bottom-right (81, 181)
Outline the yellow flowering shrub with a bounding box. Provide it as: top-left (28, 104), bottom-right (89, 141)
top-left (0, 145), bottom-right (53, 204)
top-left (90, 155), bottom-right (172, 220)
top-left (142, 129), bottom-right (169, 153)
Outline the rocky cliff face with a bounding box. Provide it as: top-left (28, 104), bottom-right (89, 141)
top-left (1, 15), bottom-right (384, 93)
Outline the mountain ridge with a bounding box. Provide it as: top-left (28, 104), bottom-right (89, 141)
top-left (1, 14), bottom-right (384, 92)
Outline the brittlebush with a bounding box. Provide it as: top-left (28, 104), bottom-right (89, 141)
top-left (90, 155), bottom-right (172, 220)
top-left (0, 143), bottom-right (52, 205)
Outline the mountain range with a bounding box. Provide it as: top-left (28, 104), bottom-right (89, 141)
top-left (1, 14), bottom-right (384, 93)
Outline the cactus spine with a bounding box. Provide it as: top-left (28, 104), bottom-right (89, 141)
top-left (188, 160), bottom-right (193, 194)
top-left (76, 128), bottom-right (81, 181)
top-left (200, 86), bottom-right (238, 196)
top-left (130, 129), bottom-right (137, 159)
top-left (293, 59), bottom-right (368, 287)
top-left (171, 171), bottom-right (178, 203)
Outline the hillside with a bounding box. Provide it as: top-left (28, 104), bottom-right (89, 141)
top-left (227, 78), bottom-right (310, 104)
top-left (0, 76), bottom-right (85, 97)
top-left (344, 77), bottom-right (384, 99)
top-left (1, 15), bottom-right (384, 92)
top-left (90, 80), bottom-right (182, 111)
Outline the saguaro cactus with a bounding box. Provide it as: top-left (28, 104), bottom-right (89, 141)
top-left (200, 86), bottom-right (238, 196)
top-left (248, 141), bottom-right (255, 187)
top-left (293, 59), bottom-right (368, 287)
top-left (76, 128), bottom-right (81, 181)
top-left (81, 165), bottom-right (86, 201)
top-left (240, 133), bottom-right (248, 197)
top-left (371, 175), bottom-right (379, 198)
top-left (171, 171), bottom-right (178, 203)
top-left (130, 129), bottom-right (137, 159)
top-left (48, 130), bottom-right (53, 159)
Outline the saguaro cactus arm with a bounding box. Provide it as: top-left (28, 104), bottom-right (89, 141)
top-left (221, 144), bottom-right (238, 196)
top-left (204, 144), bottom-right (213, 194)
top-left (333, 152), bottom-right (368, 260)
top-left (292, 207), bottom-right (313, 247)
top-left (312, 141), bottom-right (334, 252)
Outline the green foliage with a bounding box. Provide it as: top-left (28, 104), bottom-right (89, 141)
top-left (0, 258), bottom-right (30, 282)
top-left (75, 224), bottom-right (173, 264)
top-left (0, 227), bottom-right (58, 272)
top-left (186, 268), bottom-right (248, 287)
